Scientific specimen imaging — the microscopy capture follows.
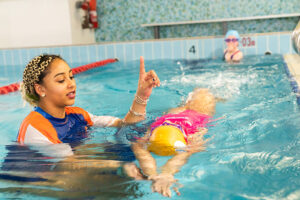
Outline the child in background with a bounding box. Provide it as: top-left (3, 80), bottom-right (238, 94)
top-left (224, 30), bottom-right (243, 62)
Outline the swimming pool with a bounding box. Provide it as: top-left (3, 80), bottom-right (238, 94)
top-left (0, 55), bottom-right (299, 199)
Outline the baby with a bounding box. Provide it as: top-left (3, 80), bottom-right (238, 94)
top-left (131, 88), bottom-right (216, 197)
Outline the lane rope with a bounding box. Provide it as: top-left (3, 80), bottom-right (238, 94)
top-left (0, 58), bottom-right (118, 95)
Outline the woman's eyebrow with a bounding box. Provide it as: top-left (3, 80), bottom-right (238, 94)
top-left (54, 70), bottom-right (72, 77)
top-left (54, 72), bottom-right (66, 78)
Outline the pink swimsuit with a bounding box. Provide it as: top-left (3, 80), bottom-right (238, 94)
top-left (150, 110), bottom-right (212, 139)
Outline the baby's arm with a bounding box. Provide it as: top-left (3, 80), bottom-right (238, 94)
top-left (161, 151), bottom-right (194, 175)
top-left (167, 106), bottom-right (186, 114)
top-left (160, 129), bottom-right (209, 175)
top-left (151, 129), bottom-right (208, 197)
top-left (149, 151), bottom-right (193, 197)
top-left (131, 133), bottom-right (158, 177)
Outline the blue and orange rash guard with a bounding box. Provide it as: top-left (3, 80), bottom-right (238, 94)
top-left (17, 107), bottom-right (119, 145)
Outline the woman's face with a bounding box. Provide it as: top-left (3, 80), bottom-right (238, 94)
top-left (225, 35), bottom-right (239, 51)
top-left (39, 59), bottom-right (76, 108)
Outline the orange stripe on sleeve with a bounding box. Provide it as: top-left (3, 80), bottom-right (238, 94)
top-left (18, 111), bottom-right (62, 144)
top-left (65, 107), bottom-right (94, 126)
top-left (18, 117), bottom-right (30, 144)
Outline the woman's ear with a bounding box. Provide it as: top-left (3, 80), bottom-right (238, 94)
top-left (34, 83), bottom-right (46, 98)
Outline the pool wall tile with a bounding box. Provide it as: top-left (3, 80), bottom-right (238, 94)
top-left (175, 41), bottom-right (180, 59)
top-left (0, 32), bottom-right (296, 82)
top-left (245, 47), bottom-right (257, 55)
top-left (160, 41), bottom-right (166, 59)
top-left (7, 50), bottom-right (14, 66)
top-left (88, 45), bottom-right (98, 63)
top-left (197, 40), bottom-right (203, 59)
top-left (0, 51), bottom-right (5, 67)
top-left (28, 49), bottom-right (40, 62)
top-left (106, 45), bottom-right (115, 62)
top-left (214, 38), bottom-right (224, 58)
top-left (61, 46), bottom-right (72, 64)
top-left (181, 40), bottom-right (187, 59)
top-left (153, 42), bottom-right (162, 60)
top-left (13, 50), bottom-right (20, 66)
top-left (71, 46), bottom-right (81, 64)
top-left (115, 43), bottom-right (124, 62)
top-left (280, 34), bottom-right (291, 54)
top-left (198, 39), bottom-right (205, 58)
top-left (268, 35), bottom-right (280, 54)
top-left (163, 42), bottom-right (172, 59)
top-left (133, 43), bottom-right (144, 61)
top-left (79, 46), bottom-right (88, 63)
top-left (257, 35), bottom-right (268, 55)
top-left (97, 45), bottom-right (106, 61)
top-left (18, 49), bottom-right (28, 67)
top-left (144, 42), bottom-right (153, 60)
top-left (203, 39), bottom-right (213, 59)
top-left (124, 43), bottom-right (134, 61)
top-left (185, 39), bottom-right (200, 60)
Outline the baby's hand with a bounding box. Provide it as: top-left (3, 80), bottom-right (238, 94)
top-left (187, 128), bottom-right (207, 144)
top-left (187, 128), bottom-right (208, 153)
top-left (149, 174), bottom-right (181, 197)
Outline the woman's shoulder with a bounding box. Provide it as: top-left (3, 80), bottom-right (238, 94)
top-left (18, 110), bottom-right (60, 144)
top-left (65, 106), bottom-right (88, 114)
top-left (21, 110), bottom-right (47, 123)
top-left (65, 106), bottom-right (94, 125)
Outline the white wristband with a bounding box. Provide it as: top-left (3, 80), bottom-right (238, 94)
top-left (129, 106), bottom-right (146, 117)
top-left (135, 94), bottom-right (148, 105)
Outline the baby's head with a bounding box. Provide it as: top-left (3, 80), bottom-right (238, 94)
top-left (225, 30), bottom-right (240, 51)
top-left (185, 88), bottom-right (215, 116)
top-left (21, 54), bottom-right (63, 106)
top-left (148, 125), bottom-right (187, 156)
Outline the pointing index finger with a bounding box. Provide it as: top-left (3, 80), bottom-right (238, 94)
top-left (140, 56), bottom-right (146, 77)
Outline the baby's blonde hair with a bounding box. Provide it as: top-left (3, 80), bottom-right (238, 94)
top-left (21, 54), bottom-right (62, 106)
top-left (185, 88), bottom-right (216, 116)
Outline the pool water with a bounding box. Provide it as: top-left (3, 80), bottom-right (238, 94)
top-left (0, 55), bottom-right (299, 199)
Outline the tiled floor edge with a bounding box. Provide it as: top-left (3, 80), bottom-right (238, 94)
top-left (0, 31), bottom-right (292, 50)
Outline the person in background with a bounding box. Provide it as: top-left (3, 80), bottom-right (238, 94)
top-left (224, 30), bottom-right (243, 62)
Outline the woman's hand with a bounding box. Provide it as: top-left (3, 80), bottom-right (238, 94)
top-left (136, 56), bottom-right (160, 100)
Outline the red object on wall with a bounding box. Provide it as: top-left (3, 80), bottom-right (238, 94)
top-left (80, 0), bottom-right (98, 29)
top-left (0, 58), bottom-right (118, 95)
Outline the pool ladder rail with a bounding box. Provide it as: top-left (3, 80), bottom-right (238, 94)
top-left (292, 20), bottom-right (300, 55)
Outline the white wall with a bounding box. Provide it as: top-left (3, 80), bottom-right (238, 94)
top-left (0, 0), bottom-right (95, 49)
